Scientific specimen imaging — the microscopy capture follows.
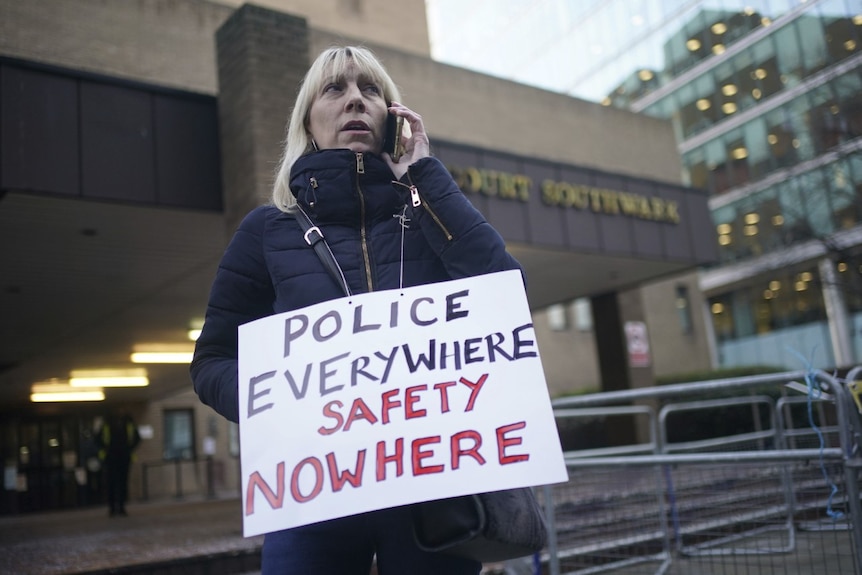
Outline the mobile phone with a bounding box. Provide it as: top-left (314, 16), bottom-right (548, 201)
top-left (384, 113), bottom-right (405, 161)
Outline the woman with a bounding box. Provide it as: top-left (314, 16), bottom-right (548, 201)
top-left (191, 45), bottom-right (521, 575)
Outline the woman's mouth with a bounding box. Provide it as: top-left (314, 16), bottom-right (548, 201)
top-left (342, 121), bottom-right (370, 132)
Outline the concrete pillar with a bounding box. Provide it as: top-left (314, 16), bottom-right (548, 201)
top-left (591, 288), bottom-right (656, 445)
top-left (819, 257), bottom-right (854, 367)
top-left (215, 4), bottom-right (310, 234)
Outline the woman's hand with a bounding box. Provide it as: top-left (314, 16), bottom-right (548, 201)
top-left (384, 102), bottom-right (430, 180)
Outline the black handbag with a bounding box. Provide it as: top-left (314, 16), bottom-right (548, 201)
top-left (411, 488), bottom-right (548, 563)
top-left (293, 208), bottom-right (548, 563)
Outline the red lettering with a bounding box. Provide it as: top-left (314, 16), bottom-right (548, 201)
top-left (450, 430), bottom-right (485, 469)
top-left (290, 457), bottom-right (324, 503)
top-left (245, 462), bottom-right (285, 516)
top-left (326, 451), bottom-right (366, 492)
top-left (381, 389), bottom-right (401, 424)
top-left (376, 437), bottom-right (404, 481)
top-left (318, 400), bottom-right (344, 435)
top-left (433, 381), bottom-right (456, 413)
top-left (343, 397), bottom-right (379, 432)
top-left (412, 436), bottom-right (444, 475)
top-left (496, 421), bottom-right (529, 465)
top-left (459, 374), bottom-right (488, 411)
top-left (405, 384), bottom-right (428, 419)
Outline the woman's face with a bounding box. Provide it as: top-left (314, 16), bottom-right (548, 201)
top-left (307, 64), bottom-right (388, 155)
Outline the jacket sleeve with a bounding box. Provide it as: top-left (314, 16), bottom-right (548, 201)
top-left (190, 207), bottom-right (275, 422)
top-left (404, 156), bottom-right (522, 279)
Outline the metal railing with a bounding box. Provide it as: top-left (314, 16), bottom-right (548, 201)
top-left (140, 456), bottom-right (219, 501)
top-left (524, 368), bottom-right (862, 575)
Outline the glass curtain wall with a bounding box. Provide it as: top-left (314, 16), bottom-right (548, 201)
top-left (428, 0), bottom-right (862, 367)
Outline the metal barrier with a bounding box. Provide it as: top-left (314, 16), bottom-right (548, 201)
top-left (526, 369), bottom-right (862, 575)
top-left (141, 456), bottom-right (217, 501)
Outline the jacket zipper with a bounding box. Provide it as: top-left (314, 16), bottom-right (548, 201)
top-left (407, 171), bottom-right (453, 241)
top-left (356, 152), bottom-right (374, 291)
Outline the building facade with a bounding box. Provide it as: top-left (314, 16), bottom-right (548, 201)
top-left (0, 0), bottom-right (716, 514)
top-left (429, 0), bottom-right (862, 372)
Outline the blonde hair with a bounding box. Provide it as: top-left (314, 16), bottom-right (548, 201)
top-left (271, 46), bottom-right (402, 211)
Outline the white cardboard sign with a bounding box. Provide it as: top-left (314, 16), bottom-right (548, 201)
top-left (238, 269), bottom-right (568, 537)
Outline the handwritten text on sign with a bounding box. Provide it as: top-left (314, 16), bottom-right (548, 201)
top-left (238, 270), bottom-right (568, 537)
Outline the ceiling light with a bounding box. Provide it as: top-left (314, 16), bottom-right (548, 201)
top-left (31, 382), bottom-right (105, 402)
top-left (686, 38), bottom-right (701, 51)
top-left (744, 213), bottom-right (760, 224)
top-left (69, 368), bottom-right (149, 387)
top-left (762, 17), bottom-right (772, 26)
top-left (744, 6), bottom-right (756, 16)
top-left (799, 271), bottom-right (813, 282)
top-left (717, 223), bottom-right (732, 234)
top-left (638, 69), bottom-right (654, 81)
top-left (764, 289), bottom-right (774, 299)
top-left (722, 102), bottom-right (738, 114)
top-left (752, 88), bottom-right (762, 99)
top-left (752, 68), bottom-right (767, 80)
top-left (722, 83), bottom-right (738, 96)
top-left (718, 235), bottom-right (732, 245)
top-left (711, 22), bottom-right (728, 34)
top-left (696, 98), bottom-right (712, 111)
top-left (767, 133), bottom-right (778, 145)
top-left (131, 343), bottom-right (195, 364)
top-left (845, 40), bottom-right (857, 51)
top-left (838, 262), bottom-right (848, 272)
top-left (772, 215), bottom-right (784, 226)
top-left (731, 147), bottom-right (748, 160)
top-left (853, 15), bottom-right (862, 25)
top-left (744, 225), bottom-right (758, 236)
top-left (712, 44), bottom-right (726, 55)
top-left (601, 97), bottom-right (612, 106)
top-left (769, 280), bottom-right (781, 291)
top-left (711, 303), bottom-right (724, 314)
top-left (795, 280), bottom-right (807, 291)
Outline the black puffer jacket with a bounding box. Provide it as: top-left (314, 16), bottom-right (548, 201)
top-left (191, 150), bottom-right (521, 422)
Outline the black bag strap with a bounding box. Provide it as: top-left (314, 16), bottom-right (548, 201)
top-left (293, 205), bottom-right (351, 297)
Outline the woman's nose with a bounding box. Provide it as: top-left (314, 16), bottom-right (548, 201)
top-left (344, 83), bottom-right (366, 111)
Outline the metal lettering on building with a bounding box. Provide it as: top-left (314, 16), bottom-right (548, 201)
top-left (447, 165), bottom-right (680, 224)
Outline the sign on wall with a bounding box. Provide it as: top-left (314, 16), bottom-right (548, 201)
top-left (238, 270), bottom-right (568, 537)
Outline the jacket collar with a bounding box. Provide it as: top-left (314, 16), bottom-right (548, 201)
top-left (289, 150), bottom-right (403, 226)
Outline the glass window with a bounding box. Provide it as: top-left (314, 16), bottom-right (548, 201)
top-left (163, 409), bottom-right (195, 461)
top-left (817, 0), bottom-right (861, 67)
top-left (764, 106), bottom-right (797, 169)
top-left (772, 21), bottom-right (804, 88)
top-left (743, 117), bottom-right (772, 180)
top-left (228, 422), bottom-right (240, 458)
top-left (833, 71), bottom-right (862, 140)
top-left (547, 304), bottom-right (568, 331)
top-left (828, 158), bottom-right (860, 230)
top-left (572, 298), bottom-right (593, 331)
top-left (675, 284), bottom-right (693, 334)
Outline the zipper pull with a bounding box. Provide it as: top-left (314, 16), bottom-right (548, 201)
top-left (409, 185), bottom-right (421, 208)
top-left (355, 152), bottom-right (365, 174)
top-left (310, 177), bottom-right (318, 188)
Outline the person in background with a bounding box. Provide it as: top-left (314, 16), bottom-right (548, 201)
top-left (191, 45), bottom-right (521, 574)
top-left (96, 410), bottom-right (140, 517)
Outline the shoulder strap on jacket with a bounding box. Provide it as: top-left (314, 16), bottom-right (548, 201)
top-left (293, 205), bottom-right (352, 297)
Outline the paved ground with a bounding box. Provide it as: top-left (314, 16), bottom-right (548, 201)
top-left (0, 496), bottom-right (263, 575)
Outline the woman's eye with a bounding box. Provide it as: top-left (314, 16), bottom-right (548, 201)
top-left (364, 84), bottom-right (380, 94)
top-left (323, 83), bottom-right (341, 93)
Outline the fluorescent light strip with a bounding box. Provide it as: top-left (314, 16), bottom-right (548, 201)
top-left (70, 376), bottom-right (149, 387)
top-left (69, 368), bottom-right (149, 387)
top-left (130, 352), bottom-right (193, 364)
top-left (31, 390), bottom-right (105, 402)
